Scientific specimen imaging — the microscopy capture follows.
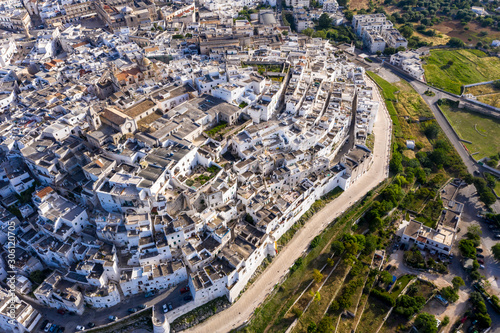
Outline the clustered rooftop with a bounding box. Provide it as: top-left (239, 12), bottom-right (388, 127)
top-left (0, 1), bottom-right (381, 331)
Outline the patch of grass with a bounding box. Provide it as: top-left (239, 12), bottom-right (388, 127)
top-left (389, 275), bottom-right (414, 300)
top-left (367, 71), bottom-right (402, 138)
top-left (416, 199), bottom-right (444, 229)
top-left (205, 121), bottom-right (228, 138)
top-left (477, 93), bottom-right (500, 108)
top-left (439, 103), bottom-right (500, 160)
top-left (367, 72), bottom-right (433, 149)
top-left (366, 133), bottom-right (374, 151)
top-left (171, 296), bottom-right (230, 331)
top-left (495, 180), bottom-right (500, 196)
top-left (357, 295), bottom-right (391, 333)
top-left (423, 49), bottom-right (500, 95)
top-left (411, 280), bottom-right (436, 300)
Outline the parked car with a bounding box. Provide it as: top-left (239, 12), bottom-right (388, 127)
top-left (49, 324), bottom-right (58, 333)
top-left (57, 327), bottom-right (65, 333)
top-left (180, 286), bottom-right (190, 294)
top-left (476, 254), bottom-right (485, 259)
top-left (108, 315), bottom-right (117, 321)
top-left (75, 326), bottom-right (85, 332)
top-left (477, 259), bottom-right (485, 264)
top-left (86, 323), bottom-right (95, 328)
top-left (476, 248), bottom-right (483, 253)
top-left (162, 304), bottom-right (168, 313)
top-left (137, 304), bottom-right (147, 310)
top-left (183, 295), bottom-right (193, 301)
top-left (385, 264), bottom-right (392, 271)
top-left (128, 308), bottom-right (137, 313)
top-left (480, 264), bottom-right (485, 269)
top-left (495, 234), bottom-right (500, 239)
top-left (168, 303), bottom-right (173, 311)
top-left (44, 323), bottom-right (52, 332)
top-left (145, 291), bottom-right (155, 298)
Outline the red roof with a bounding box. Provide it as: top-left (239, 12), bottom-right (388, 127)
top-left (36, 186), bottom-right (54, 199)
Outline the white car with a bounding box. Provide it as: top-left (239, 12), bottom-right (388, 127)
top-left (76, 326), bottom-right (85, 331)
top-left (480, 264), bottom-right (485, 269)
top-left (44, 323), bottom-right (52, 332)
top-left (162, 304), bottom-right (168, 313)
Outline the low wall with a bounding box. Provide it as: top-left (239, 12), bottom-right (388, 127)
top-left (463, 80), bottom-right (497, 88)
top-left (462, 98), bottom-right (500, 117)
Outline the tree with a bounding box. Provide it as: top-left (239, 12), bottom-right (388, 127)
top-left (414, 312), bottom-right (438, 333)
top-left (394, 295), bottom-right (426, 318)
top-left (399, 24), bottom-right (413, 38)
top-left (302, 28), bottom-right (314, 37)
top-left (447, 37), bottom-right (465, 48)
top-left (467, 225), bottom-right (482, 239)
top-left (390, 152), bottom-right (403, 174)
top-left (311, 236), bottom-right (321, 249)
top-left (470, 270), bottom-right (482, 281)
top-left (313, 269), bottom-right (324, 283)
top-left (452, 276), bottom-right (465, 290)
top-left (458, 239), bottom-right (476, 258)
top-left (370, 217), bottom-right (384, 232)
top-left (470, 291), bottom-right (483, 305)
top-left (30, 270), bottom-right (48, 285)
top-left (316, 317), bottom-right (334, 333)
top-left (424, 122), bottom-right (439, 140)
top-left (331, 240), bottom-right (345, 254)
top-left (380, 270), bottom-right (393, 284)
top-left (440, 286), bottom-right (459, 303)
top-left (318, 13), bottom-right (333, 30)
top-left (476, 312), bottom-right (492, 328)
top-left (492, 243), bottom-right (500, 261)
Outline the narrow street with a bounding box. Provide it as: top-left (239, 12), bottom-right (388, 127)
top-left (24, 282), bottom-right (189, 332)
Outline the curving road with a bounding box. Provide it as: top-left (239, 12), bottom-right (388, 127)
top-left (185, 78), bottom-right (392, 333)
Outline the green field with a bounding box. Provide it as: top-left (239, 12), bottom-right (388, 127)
top-left (423, 49), bottom-right (500, 95)
top-left (439, 103), bottom-right (500, 160)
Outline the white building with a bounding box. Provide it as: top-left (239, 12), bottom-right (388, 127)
top-left (0, 289), bottom-right (42, 333)
top-left (390, 51), bottom-right (425, 81)
top-left (401, 220), bottom-right (455, 255)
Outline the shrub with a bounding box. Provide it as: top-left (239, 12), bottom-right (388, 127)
top-left (370, 289), bottom-right (396, 307)
top-left (310, 236), bottom-right (321, 249)
top-left (440, 286), bottom-right (459, 303)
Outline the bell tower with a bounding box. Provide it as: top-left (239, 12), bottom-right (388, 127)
top-left (86, 106), bottom-right (101, 131)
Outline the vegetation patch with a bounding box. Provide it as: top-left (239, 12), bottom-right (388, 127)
top-left (171, 296), bottom-right (230, 332)
top-left (423, 49), bottom-right (500, 95)
top-left (205, 121), bottom-right (228, 138)
top-left (439, 100), bottom-right (500, 161)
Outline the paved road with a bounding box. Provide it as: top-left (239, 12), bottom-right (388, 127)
top-left (185, 77), bottom-right (392, 333)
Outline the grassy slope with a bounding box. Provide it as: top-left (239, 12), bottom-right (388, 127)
top-left (423, 49), bottom-right (500, 95)
top-left (367, 72), bottom-right (433, 151)
top-left (439, 104), bottom-right (500, 160)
